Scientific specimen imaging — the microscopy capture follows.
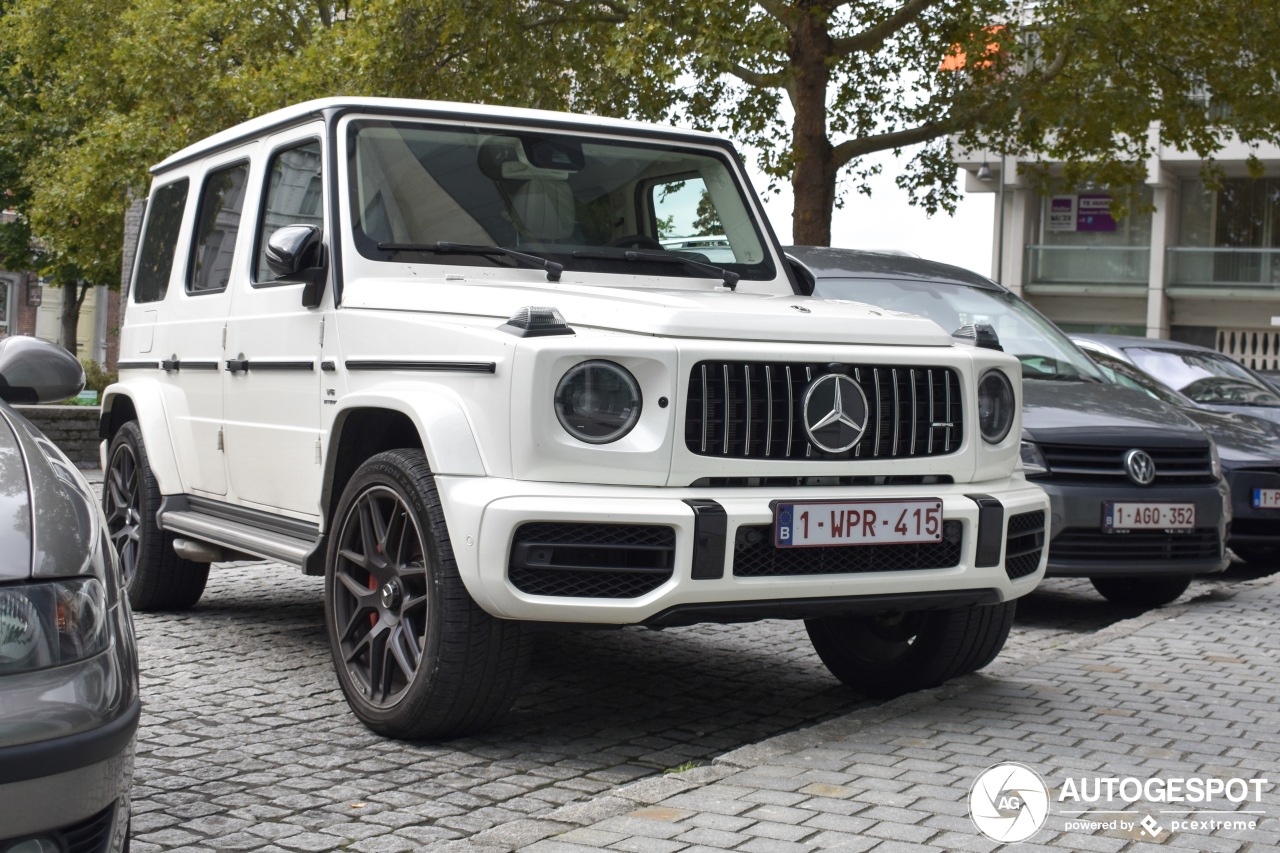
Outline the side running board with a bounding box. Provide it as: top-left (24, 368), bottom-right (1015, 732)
top-left (157, 495), bottom-right (320, 568)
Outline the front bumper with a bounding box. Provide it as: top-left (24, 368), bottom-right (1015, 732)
top-left (437, 476), bottom-right (1050, 624)
top-left (1034, 478), bottom-right (1231, 577)
top-left (1224, 468), bottom-right (1280, 550)
top-left (0, 697), bottom-right (137, 846)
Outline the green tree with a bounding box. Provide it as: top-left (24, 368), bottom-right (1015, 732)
top-left (0, 0), bottom-right (339, 352)
top-left (5, 0), bottom-right (1278, 308)
top-left (306, 0), bottom-right (1280, 246)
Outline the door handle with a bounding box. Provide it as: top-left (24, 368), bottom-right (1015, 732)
top-left (226, 357), bottom-right (249, 373)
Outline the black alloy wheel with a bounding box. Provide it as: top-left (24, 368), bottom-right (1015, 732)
top-left (104, 436), bottom-right (142, 586)
top-left (324, 450), bottom-right (531, 739)
top-left (102, 422), bottom-right (209, 610)
top-left (329, 483), bottom-right (430, 710)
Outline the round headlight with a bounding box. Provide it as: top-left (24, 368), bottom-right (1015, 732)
top-left (977, 370), bottom-right (1016, 444)
top-left (554, 360), bottom-right (642, 444)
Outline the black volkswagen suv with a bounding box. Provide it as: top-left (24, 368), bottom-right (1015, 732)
top-left (788, 247), bottom-right (1231, 607)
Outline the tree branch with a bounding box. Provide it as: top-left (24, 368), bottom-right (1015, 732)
top-left (831, 0), bottom-right (943, 58)
top-left (726, 62), bottom-right (791, 90)
top-left (831, 120), bottom-right (957, 168)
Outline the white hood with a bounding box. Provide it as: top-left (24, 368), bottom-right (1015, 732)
top-left (339, 276), bottom-right (954, 346)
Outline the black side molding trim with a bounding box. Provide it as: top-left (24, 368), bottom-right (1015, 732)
top-left (966, 493), bottom-right (1005, 568)
top-left (239, 360), bottom-right (315, 372)
top-left (345, 360), bottom-right (496, 373)
top-left (116, 361), bottom-right (159, 370)
top-left (684, 499), bottom-right (727, 580)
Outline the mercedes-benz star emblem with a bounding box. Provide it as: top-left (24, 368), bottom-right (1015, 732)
top-left (1124, 448), bottom-right (1157, 485)
top-left (802, 373), bottom-right (869, 453)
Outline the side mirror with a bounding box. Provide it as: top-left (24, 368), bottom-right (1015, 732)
top-left (265, 225), bottom-right (327, 308)
top-left (0, 336), bottom-right (86, 404)
top-left (952, 323), bottom-right (1003, 352)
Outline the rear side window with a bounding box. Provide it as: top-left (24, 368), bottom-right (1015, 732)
top-left (255, 141), bottom-right (322, 283)
top-left (189, 162), bottom-right (250, 294)
top-left (133, 179), bottom-right (189, 304)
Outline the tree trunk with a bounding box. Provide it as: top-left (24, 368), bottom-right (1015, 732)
top-left (789, 7), bottom-right (837, 247)
top-left (59, 282), bottom-right (89, 357)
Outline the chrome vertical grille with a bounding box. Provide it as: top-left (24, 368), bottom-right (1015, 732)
top-left (685, 361), bottom-right (964, 460)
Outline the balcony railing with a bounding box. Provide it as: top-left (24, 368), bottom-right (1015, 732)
top-left (1024, 245), bottom-right (1150, 288)
top-left (1167, 248), bottom-right (1280, 291)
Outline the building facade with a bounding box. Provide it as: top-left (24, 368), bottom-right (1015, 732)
top-left (957, 136), bottom-right (1280, 370)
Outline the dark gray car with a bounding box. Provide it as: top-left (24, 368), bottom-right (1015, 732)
top-left (0, 336), bottom-right (137, 853)
top-left (787, 246), bottom-right (1231, 607)
top-left (1072, 334), bottom-right (1280, 427)
top-left (1075, 344), bottom-right (1280, 567)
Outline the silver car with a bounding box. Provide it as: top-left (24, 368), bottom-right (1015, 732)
top-left (0, 336), bottom-right (137, 852)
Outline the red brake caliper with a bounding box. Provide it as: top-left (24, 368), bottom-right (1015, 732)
top-left (369, 543), bottom-right (382, 628)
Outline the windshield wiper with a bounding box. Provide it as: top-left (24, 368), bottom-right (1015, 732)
top-left (572, 249), bottom-right (739, 290)
top-left (378, 241), bottom-right (563, 282)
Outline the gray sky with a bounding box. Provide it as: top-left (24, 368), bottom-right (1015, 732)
top-left (747, 150), bottom-right (997, 277)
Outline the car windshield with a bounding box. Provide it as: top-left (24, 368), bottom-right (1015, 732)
top-left (1123, 347), bottom-right (1280, 407)
top-left (1085, 348), bottom-right (1191, 406)
top-left (812, 277), bottom-right (1106, 381)
top-left (344, 118), bottom-right (774, 282)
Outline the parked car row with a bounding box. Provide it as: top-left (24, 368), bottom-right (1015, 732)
top-left (786, 246), bottom-right (1277, 606)
top-left (1069, 341), bottom-right (1280, 568)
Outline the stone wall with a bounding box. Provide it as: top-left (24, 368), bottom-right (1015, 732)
top-left (12, 405), bottom-right (101, 469)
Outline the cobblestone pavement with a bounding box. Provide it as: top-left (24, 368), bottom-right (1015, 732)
top-left (99, 474), bottom-right (1277, 852)
top-left (506, 569), bottom-right (1280, 853)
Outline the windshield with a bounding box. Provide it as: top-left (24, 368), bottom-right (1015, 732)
top-left (1085, 348), bottom-right (1190, 406)
top-left (1124, 347), bottom-right (1280, 407)
top-left (344, 118), bottom-right (774, 281)
top-left (812, 277), bottom-right (1106, 381)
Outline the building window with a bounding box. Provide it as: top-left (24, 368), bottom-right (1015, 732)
top-left (1174, 178), bottom-right (1280, 287)
top-left (0, 276), bottom-right (10, 336)
top-left (1026, 187), bottom-right (1153, 287)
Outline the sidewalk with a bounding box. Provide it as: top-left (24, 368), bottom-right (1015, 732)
top-left (445, 574), bottom-right (1280, 853)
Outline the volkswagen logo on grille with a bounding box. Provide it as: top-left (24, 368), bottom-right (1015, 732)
top-left (802, 373), bottom-right (869, 453)
top-left (1124, 448), bottom-right (1157, 485)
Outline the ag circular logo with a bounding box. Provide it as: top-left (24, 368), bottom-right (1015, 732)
top-left (802, 373), bottom-right (868, 454)
top-left (969, 762), bottom-right (1050, 843)
top-left (1124, 448), bottom-right (1157, 486)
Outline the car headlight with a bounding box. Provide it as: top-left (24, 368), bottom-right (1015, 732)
top-left (977, 370), bottom-right (1016, 444)
top-left (1210, 441), bottom-right (1222, 480)
top-left (554, 360), bottom-right (642, 444)
top-left (1020, 440), bottom-right (1049, 476)
top-left (0, 578), bottom-right (108, 674)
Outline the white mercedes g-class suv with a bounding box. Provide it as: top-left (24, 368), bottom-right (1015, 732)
top-left (103, 98), bottom-right (1049, 739)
